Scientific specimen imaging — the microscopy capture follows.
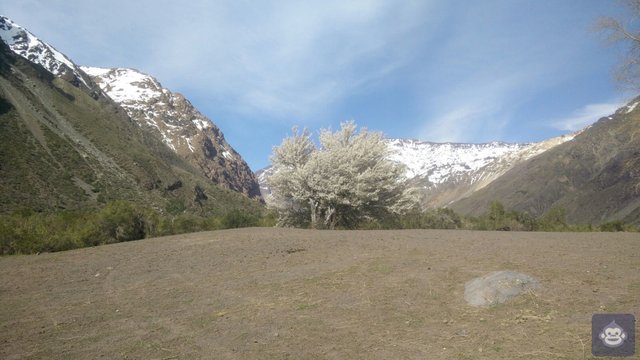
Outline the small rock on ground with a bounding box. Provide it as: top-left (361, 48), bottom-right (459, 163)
top-left (464, 270), bottom-right (541, 306)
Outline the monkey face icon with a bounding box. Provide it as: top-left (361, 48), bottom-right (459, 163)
top-left (592, 314), bottom-right (635, 356)
top-left (599, 320), bottom-right (628, 348)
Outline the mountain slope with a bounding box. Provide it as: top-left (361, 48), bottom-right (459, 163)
top-left (81, 67), bottom-right (261, 199)
top-left (387, 135), bottom-right (574, 207)
top-left (450, 98), bottom-right (640, 225)
top-left (0, 23), bottom-right (259, 215)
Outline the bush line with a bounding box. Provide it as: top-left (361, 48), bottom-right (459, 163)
top-left (1, 200), bottom-right (635, 255)
top-left (0, 201), bottom-right (277, 255)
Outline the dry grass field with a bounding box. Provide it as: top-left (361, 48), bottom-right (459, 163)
top-left (1, 228), bottom-right (638, 359)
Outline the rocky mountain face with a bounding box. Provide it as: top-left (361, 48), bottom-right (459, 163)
top-left (255, 166), bottom-right (275, 203)
top-left (81, 67), bottom-right (261, 199)
top-left (257, 135), bottom-right (574, 208)
top-left (0, 16), bottom-right (261, 214)
top-left (450, 98), bottom-right (640, 225)
top-left (387, 135), bottom-right (574, 207)
top-left (0, 16), bottom-right (94, 90)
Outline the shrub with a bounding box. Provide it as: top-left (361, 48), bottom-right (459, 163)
top-left (92, 201), bottom-right (147, 244)
top-left (599, 220), bottom-right (626, 232)
top-left (170, 214), bottom-right (210, 234)
top-left (0, 201), bottom-right (277, 255)
top-left (221, 209), bottom-right (259, 229)
top-left (396, 208), bottom-right (462, 230)
top-left (538, 206), bottom-right (568, 231)
top-left (165, 198), bottom-right (186, 215)
top-left (0, 215), bottom-right (18, 255)
top-left (258, 210), bottom-right (278, 227)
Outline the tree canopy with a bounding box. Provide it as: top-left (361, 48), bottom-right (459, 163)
top-left (269, 121), bottom-right (417, 229)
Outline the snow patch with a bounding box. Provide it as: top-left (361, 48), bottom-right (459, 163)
top-left (80, 66), bottom-right (111, 77)
top-left (625, 101), bottom-right (639, 114)
top-left (82, 67), bottom-right (161, 103)
top-left (163, 136), bottom-right (176, 151)
top-left (186, 138), bottom-right (195, 153)
top-left (0, 16), bottom-right (88, 87)
top-left (192, 119), bottom-right (210, 130)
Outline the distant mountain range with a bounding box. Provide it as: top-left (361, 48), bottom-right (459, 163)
top-left (386, 135), bottom-right (576, 208)
top-left (259, 101), bottom-right (640, 225)
top-left (2, 14), bottom-right (638, 225)
top-left (0, 15), bottom-right (260, 214)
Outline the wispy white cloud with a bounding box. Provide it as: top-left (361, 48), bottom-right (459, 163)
top-left (552, 102), bottom-right (623, 131)
top-left (1, 1), bottom-right (624, 169)
top-left (140, 1), bottom-right (435, 121)
top-left (4, 0), bottom-right (435, 122)
top-left (418, 73), bottom-right (525, 142)
top-left (414, 1), bottom-right (604, 143)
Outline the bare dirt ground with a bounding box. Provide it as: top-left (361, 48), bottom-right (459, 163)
top-left (0, 228), bottom-right (638, 359)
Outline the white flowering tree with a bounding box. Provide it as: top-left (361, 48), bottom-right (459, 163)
top-left (269, 121), bottom-right (417, 229)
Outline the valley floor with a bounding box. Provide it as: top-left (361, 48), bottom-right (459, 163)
top-left (0, 228), bottom-right (638, 359)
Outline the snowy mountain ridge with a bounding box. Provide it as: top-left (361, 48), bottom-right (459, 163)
top-left (81, 67), bottom-right (213, 152)
top-left (386, 135), bottom-right (575, 207)
top-left (387, 139), bottom-right (528, 183)
top-left (387, 134), bottom-right (575, 187)
top-left (82, 66), bottom-right (261, 198)
top-left (0, 15), bottom-right (90, 88)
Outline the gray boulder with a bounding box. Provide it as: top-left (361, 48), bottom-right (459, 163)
top-left (464, 270), bottom-right (541, 306)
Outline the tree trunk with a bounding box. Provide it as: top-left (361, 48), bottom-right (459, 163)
top-left (324, 206), bottom-right (336, 230)
top-left (309, 199), bottom-right (319, 229)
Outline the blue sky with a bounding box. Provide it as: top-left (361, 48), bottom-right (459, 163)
top-left (3, 1), bottom-right (634, 170)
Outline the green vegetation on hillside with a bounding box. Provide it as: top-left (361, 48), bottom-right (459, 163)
top-left (0, 41), bottom-right (263, 217)
top-left (0, 200), bottom-right (276, 255)
top-left (0, 42), bottom-right (277, 256)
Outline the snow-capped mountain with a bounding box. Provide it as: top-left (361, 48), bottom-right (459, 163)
top-left (82, 67), bottom-right (261, 199)
top-left (386, 135), bottom-right (575, 207)
top-left (0, 15), bottom-right (260, 200)
top-left (388, 140), bottom-right (529, 184)
top-left (255, 166), bottom-right (275, 201)
top-left (0, 15), bottom-right (92, 89)
top-left (0, 24), bottom-right (260, 213)
top-left (258, 134), bottom-right (575, 208)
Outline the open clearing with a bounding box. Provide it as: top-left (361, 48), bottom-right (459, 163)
top-left (1, 228), bottom-right (638, 359)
